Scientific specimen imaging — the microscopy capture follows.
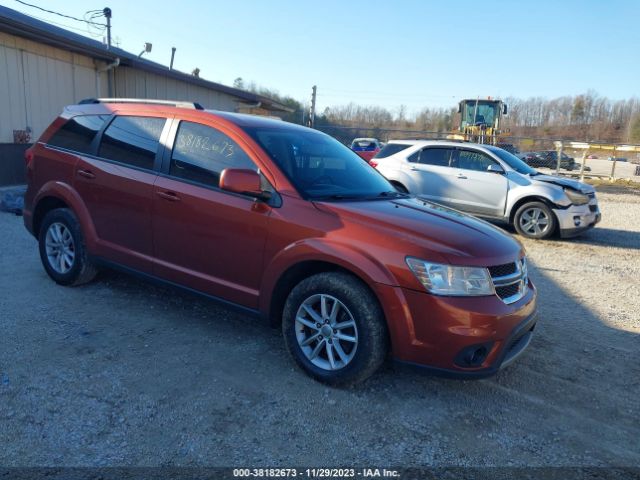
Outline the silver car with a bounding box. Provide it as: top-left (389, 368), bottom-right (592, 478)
top-left (373, 140), bottom-right (601, 239)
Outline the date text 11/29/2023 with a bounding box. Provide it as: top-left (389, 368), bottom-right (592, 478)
top-left (233, 468), bottom-right (400, 478)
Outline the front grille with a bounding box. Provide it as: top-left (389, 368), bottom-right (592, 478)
top-left (488, 259), bottom-right (526, 304)
top-left (496, 283), bottom-right (520, 300)
top-left (487, 262), bottom-right (516, 278)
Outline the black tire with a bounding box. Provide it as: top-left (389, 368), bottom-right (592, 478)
top-left (513, 201), bottom-right (557, 239)
top-left (392, 182), bottom-right (408, 194)
top-left (282, 272), bottom-right (388, 386)
top-left (38, 208), bottom-right (97, 286)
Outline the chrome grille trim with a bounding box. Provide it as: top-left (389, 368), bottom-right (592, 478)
top-left (488, 258), bottom-right (528, 304)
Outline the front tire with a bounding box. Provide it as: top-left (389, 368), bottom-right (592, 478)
top-left (38, 208), bottom-right (97, 286)
top-left (513, 201), bottom-right (557, 239)
top-left (282, 272), bottom-right (388, 386)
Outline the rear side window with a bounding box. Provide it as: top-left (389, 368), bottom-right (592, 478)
top-left (418, 148), bottom-right (452, 167)
top-left (170, 121), bottom-right (256, 187)
top-left (47, 115), bottom-right (109, 154)
top-left (98, 116), bottom-right (165, 170)
top-left (374, 143), bottom-right (410, 158)
top-left (453, 150), bottom-right (496, 171)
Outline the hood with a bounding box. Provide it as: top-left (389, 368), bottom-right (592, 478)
top-left (531, 174), bottom-right (595, 194)
top-left (314, 197), bottom-right (523, 267)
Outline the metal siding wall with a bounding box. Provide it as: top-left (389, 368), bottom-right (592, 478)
top-left (0, 45), bottom-right (27, 142)
top-left (22, 51), bottom-right (73, 139)
top-left (113, 67), bottom-right (241, 111)
top-left (0, 34), bottom-right (103, 143)
top-left (0, 32), bottom-right (251, 142)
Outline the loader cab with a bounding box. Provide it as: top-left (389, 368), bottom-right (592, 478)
top-left (459, 100), bottom-right (507, 129)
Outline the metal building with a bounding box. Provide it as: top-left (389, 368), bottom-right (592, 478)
top-left (0, 5), bottom-right (291, 185)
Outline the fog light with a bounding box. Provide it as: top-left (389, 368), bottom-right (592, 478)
top-left (573, 216), bottom-right (581, 227)
top-left (455, 342), bottom-right (494, 367)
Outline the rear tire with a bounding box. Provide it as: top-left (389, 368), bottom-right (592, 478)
top-left (282, 272), bottom-right (388, 386)
top-left (513, 201), bottom-right (557, 239)
top-left (38, 208), bottom-right (97, 286)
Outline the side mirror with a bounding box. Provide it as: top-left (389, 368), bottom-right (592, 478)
top-left (487, 164), bottom-right (504, 174)
top-left (220, 168), bottom-right (270, 200)
top-left (503, 104), bottom-right (508, 115)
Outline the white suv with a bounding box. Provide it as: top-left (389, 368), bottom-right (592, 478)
top-left (371, 140), bottom-right (601, 239)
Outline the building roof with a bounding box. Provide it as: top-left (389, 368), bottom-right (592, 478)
top-left (0, 5), bottom-right (292, 113)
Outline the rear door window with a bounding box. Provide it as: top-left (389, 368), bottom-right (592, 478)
top-left (98, 116), bottom-right (166, 170)
top-left (418, 148), bottom-right (453, 167)
top-left (169, 121), bottom-right (257, 187)
top-left (453, 149), bottom-right (496, 172)
top-left (47, 115), bottom-right (109, 154)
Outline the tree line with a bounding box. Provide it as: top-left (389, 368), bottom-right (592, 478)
top-left (233, 79), bottom-right (640, 145)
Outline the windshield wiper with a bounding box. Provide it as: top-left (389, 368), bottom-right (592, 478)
top-left (312, 193), bottom-right (365, 201)
top-left (369, 190), bottom-right (410, 199)
top-left (313, 191), bottom-right (409, 202)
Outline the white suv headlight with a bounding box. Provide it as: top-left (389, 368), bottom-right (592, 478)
top-left (406, 257), bottom-right (494, 296)
top-left (564, 188), bottom-right (589, 206)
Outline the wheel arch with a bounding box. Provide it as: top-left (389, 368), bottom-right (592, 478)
top-left (508, 195), bottom-right (559, 225)
top-left (32, 181), bottom-right (98, 249)
top-left (389, 180), bottom-right (409, 193)
top-left (32, 196), bottom-right (69, 238)
top-left (264, 255), bottom-right (390, 330)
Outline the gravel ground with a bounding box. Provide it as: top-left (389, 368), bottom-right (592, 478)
top-left (0, 188), bottom-right (639, 468)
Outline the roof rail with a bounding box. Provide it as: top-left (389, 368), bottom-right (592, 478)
top-left (78, 98), bottom-right (204, 110)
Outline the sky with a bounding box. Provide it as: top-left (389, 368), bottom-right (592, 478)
top-left (5, 0), bottom-right (640, 115)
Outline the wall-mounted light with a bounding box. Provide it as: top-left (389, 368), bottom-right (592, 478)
top-left (138, 42), bottom-right (152, 58)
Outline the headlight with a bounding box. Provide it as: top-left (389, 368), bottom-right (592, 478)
top-left (564, 188), bottom-right (589, 205)
top-left (406, 257), bottom-right (494, 296)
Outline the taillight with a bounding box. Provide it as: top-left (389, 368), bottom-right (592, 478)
top-left (24, 148), bottom-right (34, 167)
top-left (369, 159), bottom-right (378, 168)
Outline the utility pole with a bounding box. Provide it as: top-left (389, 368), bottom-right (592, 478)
top-left (307, 85), bottom-right (317, 128)
top-left (103, 7), bottom-right (112, 50)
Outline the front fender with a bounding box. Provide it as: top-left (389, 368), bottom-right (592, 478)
top-left (506, 183), bottom-right (569, 216)
top-left (259, 238), bottom-right (398, 316)
top-left (33, 181), bottom-right (98, 251)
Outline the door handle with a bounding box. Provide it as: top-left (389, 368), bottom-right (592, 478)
top-left (456, 173), bottom-right (468, 179)
top-left (156, 190), bottom-right (181, 202)
top-left (77, 169), bottom-right (95, 179)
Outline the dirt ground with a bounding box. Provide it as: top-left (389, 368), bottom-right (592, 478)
top-left (0, 189), bottom-right (638, 468)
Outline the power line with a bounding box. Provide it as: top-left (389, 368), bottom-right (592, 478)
top-left (14, 0), bottom-right (107, 27)
top-left (25, 13), bottom-right (105, 38)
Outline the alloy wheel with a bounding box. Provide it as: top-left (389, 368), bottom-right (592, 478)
top-left (519, 207), bottom-right (550, 236)
top-left (295, 294), bottom-right (358, 371)
top-left (45, 222), bottom-right (75, 274)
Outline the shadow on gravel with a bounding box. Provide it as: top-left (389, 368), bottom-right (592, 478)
top-left (3, 206), bottom-right (639, 467)
top-left (93, 260), bottom-right (640, 467)
top-left (378, 257), bottom-right (640, 466)
top-left (568, 228), bottom-right (640, 250)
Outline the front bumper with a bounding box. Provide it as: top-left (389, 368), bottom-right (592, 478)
top-left (374, 280), bottom-right (537, 378)
top-left (553, 202), bottom-right (601, 238)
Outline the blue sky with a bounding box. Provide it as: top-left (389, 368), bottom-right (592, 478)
top-left (6, 0), bottom-right (640, 115)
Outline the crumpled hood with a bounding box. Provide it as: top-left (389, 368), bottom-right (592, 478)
top-left (531, 174), bottom-right (595, 194)
top-left (314, 197), bottom-right (523, 266)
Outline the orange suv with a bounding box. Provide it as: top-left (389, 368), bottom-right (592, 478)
top-left (24, 99), bottom-right (537, 385)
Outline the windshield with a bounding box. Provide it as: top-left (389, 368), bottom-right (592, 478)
top-left (244, 126), bottom-right (396, 200)
top-left (462, 101), bottom-right (497, 127)
top-left (487, 146), bottom-right (538, 175)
